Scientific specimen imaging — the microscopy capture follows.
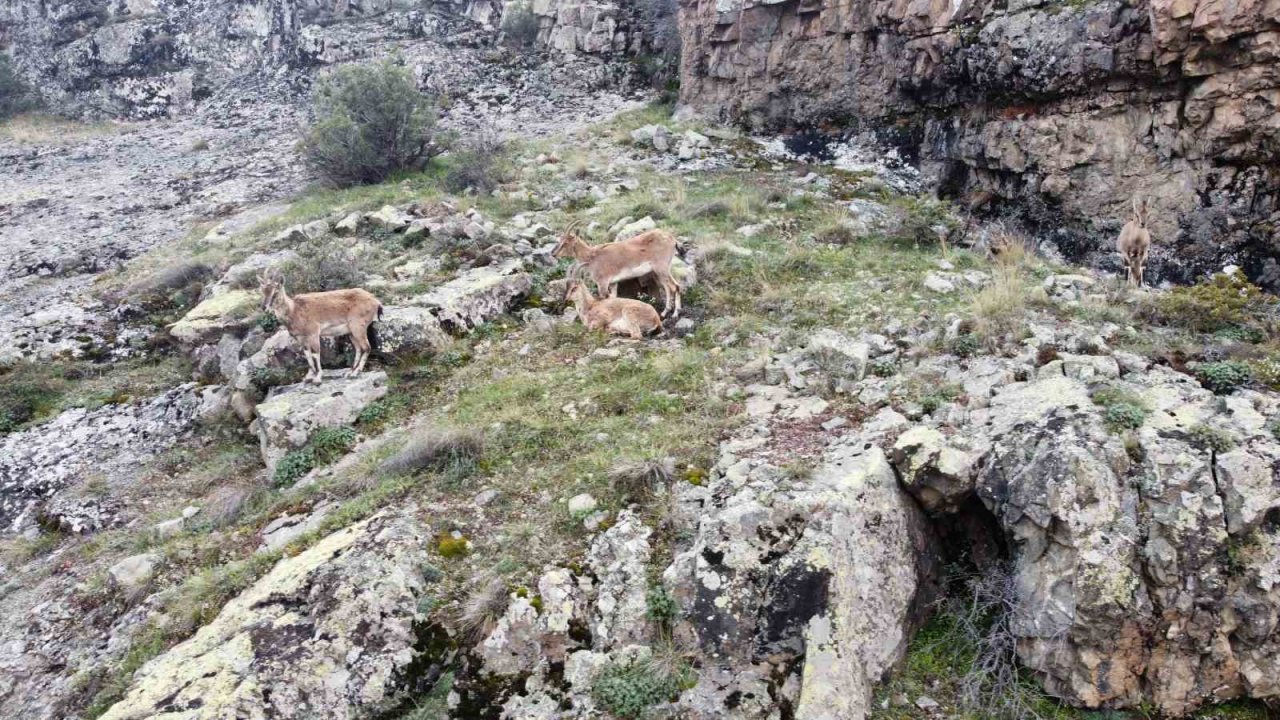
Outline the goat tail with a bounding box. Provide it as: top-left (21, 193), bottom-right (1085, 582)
top-left (368, 303), bottom-right (387, 360)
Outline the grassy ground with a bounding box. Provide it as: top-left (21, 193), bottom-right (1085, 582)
top-left (0, 113), bottom-right (124, 144)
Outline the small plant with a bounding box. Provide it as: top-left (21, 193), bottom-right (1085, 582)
top-left (300, 60), bottom-right (443, 187)
top-left (500, 1), bottom-right (541, 48)
top-left (1092, 386), bottom-right (1149, 433)
top-left (436, 532), bottom-right (471, 558)
top-left (1145, 272), bottom-right (1273, 333)
top-left (814, 219), bottom-right (857, 245)
top-left (871, 359), bottom-right (898, 377)
top-left (1249, 356), bottom-right (1280, 390)
top-left (609, 456), bottom-right (675, 498)
top-left (1194, 360), bottom-right (1252, 394)
top-left (272, 448), bottom-right (315, 487)
top-left (444, 125), bottom-right (508, 194)
top-left (884, 196), bottom-right (959, 248)
top-left (255, 312), bottom-right (281, 333)
top-left (1103, 403), bottom-right (1147, 432)
top-left (591, 658), bottom-right (689, 719)
top-left (454, 573), bottom-right (508, 641)
top-left (916, 383), bottom-right (963, 414)
top-left (646, 585), bottom-right (679, 626)
top-left (1269, 420), bottom-right (1280, 441)
top-left (277, 242), bottom-right (365, 294)
top-left (1186, 424), bottom-right (1236, 453)
top-left (682, 467), bottom-right (707, 486)
top-left (949, 333), bottom-right (981, 359)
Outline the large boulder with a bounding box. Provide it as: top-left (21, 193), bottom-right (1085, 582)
top-left (98, 511), bottom-right (432, 720)
top-left (169, 290), bottom-right (260, 345)
top-left (376, 306), bottom-right (451, 355)
top-left (662, 417), bottom-right (940, 718)
top-left (253, 372), bottom-right (388, 473)
top-left (408, 259), bottom-right (533, 332)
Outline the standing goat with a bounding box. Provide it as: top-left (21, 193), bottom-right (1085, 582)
top-left (552, 225), bottom-right (683, 318)
top-left (259, 269), bottom-right (383, 384)
top-left (565, 281), bottom-right (663, 339)
top-left (1117, 196), bottom-right (1152, 287)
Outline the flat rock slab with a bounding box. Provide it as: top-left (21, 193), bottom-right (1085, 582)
top-left (254, 372), bottom-right (387, 473)
top-left (99, 511), bottom-right (431, 720)
top-left (409, 259), bottom-right (533, 331)
top-left (170, 289), bottom-right (260, 345)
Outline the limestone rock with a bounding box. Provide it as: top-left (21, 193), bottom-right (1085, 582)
top-left (253, 372), bottom-right (388, 473)
top-left (409, 259), bottom-right (533, 332)
top-left (588, 509), bottom-right (652, 650)
top-left (169, 290), bottom-right (260, 345)
top-left (98, 511), bottom-right (431, 720)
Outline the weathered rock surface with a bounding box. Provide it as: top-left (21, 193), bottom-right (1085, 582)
top-left (677, 0), bottom-right (1280, 288)
top-left (253, 372), bottom-right (388, 472)
top-left (99, 510), bottom-right (432, 720)
top-left (408, 259), bottom-right (533, 331)
top-left (0, 384), bottom-right (202, 535)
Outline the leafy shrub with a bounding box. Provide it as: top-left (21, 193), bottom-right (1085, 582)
top-left (592, 659), bottom-right (689, 719)
top-left (273, 448), bottom-right (315, 487)
top-left (1092, 386), bottom-right (1149, 433)
top-left (271, 426), bottom-right (356, 487)
top-left (1269, 420), bottom-right (1280, 441)
top-left (278, 243), bottom-right (365, 293)
top-left (1145, 272), bottom-right (1273, 333)
top-left (645, 586), bottom-right (679, 625)
top-left (949, 333), bottom-right (981, 359)
top-left (500, 1), bottom-right (541, 48)
top-left (444, 125), bottom-right (508, 194)
top-left (1187, 424), bottom-right (1236, 453)
top-left (255, 312), bottom-right (281, 333)
top-left (1194, 360), bottom-right (1252, 394)
top-left (814, 220), bottom-right (857, 245)
top-left (609, 456), bottom-right (675, 498)
top-left (0, 54), bottom-right (40, 119)
top-left (917, 384), bottom-right (963, 414)
top-left (1103, 403), bottom-right (1146, 432)
top-left (871, 359), bottom-right (898, 377)
top-left (301, 60), bottom-right (443, 187)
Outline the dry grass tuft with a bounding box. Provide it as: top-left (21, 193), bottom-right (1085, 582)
top-left (0, 113), bottom-right (123, 144)
top-left (453, 572), bottom-right (509, 642)
top-left (380, 429), bottom-right (485, 477)
top-left (608, 456), bottom-right (676, 499)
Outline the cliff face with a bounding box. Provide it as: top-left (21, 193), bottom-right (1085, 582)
top-left (676, 0), bottom-right (1280, 287)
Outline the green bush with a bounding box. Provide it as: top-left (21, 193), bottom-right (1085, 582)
top-left (1103, 403), bottom-right (1146, 432)
top-left (300, 61), bottom-right (442, 187)
top-left (0, 54), bottom-right (41, 119)
top-left (1249, 356), bottom-right (1280, 390)
top-left (278, 243), bottom-right (365, 294)
top-left (871, 359), bottom-right (898, 377)
top-left (645, 586), bottom-right (678, 625)
top-left (273, 448), bottom-right (316, 487)
top-left (592, 659), bottom-right (689, 719)
top-left (443, 127), bottom-right (508, 194)
top-left (949, 333), bottom-right (981, 359)
top-left (1187, 424), bottom-right (1236, 453)
top-left (500, 1), bottom-right (541, 48)
top-left (1146, 272), bottom-right (1273, 333)
top-left (884, 197), bottom-right (959, 248)
top-left (1194, 360), bottom-right (1252, 394)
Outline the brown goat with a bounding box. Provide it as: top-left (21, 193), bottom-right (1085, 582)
top-left (552, 227), bottom-right (683, 318)
top-left (566, 282), bottom-right (662, 339)
top-left (259, 269), bottom-right (383, 384)
top-left (1116, 196), bottom-right (1152, 287)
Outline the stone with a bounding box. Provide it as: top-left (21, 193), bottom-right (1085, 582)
top-left (613, 215), bottom-right (657, 241)
top-left (806, 329), bottom-right (870, 383)
top-left (253, 372), bottom-right (388, 473)
top-left (568, 493), bottom-right (597, 515)
top-left (922, 272), bottom-right (957, 294)
top-left (169, 290), bottom-right (259, 345)
top-left (376, 306), bottom-right (451, 354)
top-left (408, 259), bottom-right (533, 332)
top-left (108, 553), bottom-right (159, 592)
top-left (334, 212), bottom-right (363, 236)
top-left (98, 512), bottom-right (431, 720)
top-left (588, 509), bottom-right (652, 650)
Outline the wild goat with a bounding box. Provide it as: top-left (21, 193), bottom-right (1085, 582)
top-left (552, 224), bottom-right (683, 318)
top-left (1116, 196), bottom-right (1152, 287)
top-left (259, 269), bottom-right (383, 384)
top-left (566, 281), bottom-right (662, 339)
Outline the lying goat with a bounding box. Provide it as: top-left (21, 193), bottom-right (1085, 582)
top-left (552, 225), bottom-right (683, 318)
top-left (1116, 196), bottom-right (1152, 287)
top-left (259, 269), bottom-right (383, 384)
top-left (566, 281), bottom-right (662, 339)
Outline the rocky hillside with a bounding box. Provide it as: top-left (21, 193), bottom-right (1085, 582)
top-left (676, 0), bottom-right (1280, 292)
top-left (2, 0), bottom-right (1280, 719)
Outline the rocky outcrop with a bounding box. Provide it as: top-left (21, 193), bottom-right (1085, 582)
top-left (98, 510), bottom-right (432, 720)
top-left (676, 0), bottom-right (1280, 288)
top-left (253, 372), bottom-right (388, 472)
top-left (0, 384), bottom-right (203, 535)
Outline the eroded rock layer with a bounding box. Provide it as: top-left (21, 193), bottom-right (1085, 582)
top-left (676, 0), bottom-right (1280, 286)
